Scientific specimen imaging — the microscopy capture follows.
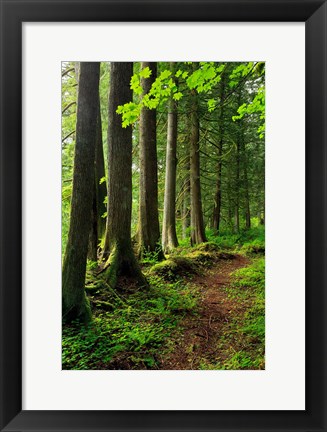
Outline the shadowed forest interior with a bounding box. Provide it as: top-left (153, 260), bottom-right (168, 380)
top-left (62, 61), bottom-right (265, 370)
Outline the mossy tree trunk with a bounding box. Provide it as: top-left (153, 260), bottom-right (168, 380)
top-left (138, 62), bottom-right (164, 260)
top-left (102, 62), bottom-right (146, 288)
top-left (62, 62), bottom-right (100, 323)
top-left (190, 86), bottom-right (207, 245)
top-left (162, 63), bottom-right (179, 254)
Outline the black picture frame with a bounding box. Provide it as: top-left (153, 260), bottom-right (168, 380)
top-left (0, 1), bottom-right (326, 431)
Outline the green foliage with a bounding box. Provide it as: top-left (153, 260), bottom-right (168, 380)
top-left (232, 257), bottom-right (265, 291)
top-left (139, 66), bottom-right (152, 79)
top-left (173, 92), bottom-right (183, 101)
top-left (241, 239), bottom-right (265, 255)
top-left (62, 60), bottom-right (265, 369)
top-left (186, 62), bottom-right (223, 93)
top-left (117, 66), bottom-right (179, 127)
top-left (206, 226), bottom-right (265, 251)
top-left (233, 86), bottom-right (265, 138)
top-left (207, 98), bottom-right (216, 112)
top-left (62, 277), bottom-right (199, 369)
top-left (229, 62), bottom-right (254, 85)
top-left (140, 246), bottom-right (164, 266)
top-left (117, 61), bottom-right (264, 127)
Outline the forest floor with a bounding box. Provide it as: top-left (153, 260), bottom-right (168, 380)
top-left (62, 230), bottom-right (265, 370)
top-left (159, 254), bottom-right (256, 370)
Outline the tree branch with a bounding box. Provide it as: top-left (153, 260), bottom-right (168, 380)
top-left (62, 67), bottom-right (75, 77)
top-left (62, 130), bottom-right (75, 142)
top-left (62, 101), bottom-right (76, 114)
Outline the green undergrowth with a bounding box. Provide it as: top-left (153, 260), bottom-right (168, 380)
top-left (63, 228), bottom-right (265, 370)
top-left (149, 238), bottom-right (240, 281)
top-left (200, 257), bottom-right (265, 370)
top-left (206, 226), bottom-right (265, 255)
top-left (62, 275), bottom-right (199, 370)
top-left (174, 227), bottom-right (264, 257)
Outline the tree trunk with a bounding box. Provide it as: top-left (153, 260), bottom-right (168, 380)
top-left (190, 89), bottom-right (207, 245)
top-left (162, 63), bottom-right (179, 253)
top-left (62, 62), bottom-right (100, 323)
top-left (234, 137), bottom-right (240, 233)
top-left (88, 98), bottom-right (107, 261)
top-left (137, 62), bottom-right (164, 260)
top-left (182, 170), bottom-right (191, 239)
top-left (212, 72), bottom-right (226, 234)
top-left (95, 105), bottom-right (107, 240)
top-left (102, 62), bottom-right (146, 289)
top-left (88, 190), bottom-right (98, 262)
top-left (241, 129), bottom-right (251, 229)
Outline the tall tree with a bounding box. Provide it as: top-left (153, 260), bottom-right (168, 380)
top-left (234, 137), bottom-right (240, 233)
top-left (102, 62), bottom-right (146, 288)
top-left (138, 62), bottom-right (164, 259)
top-left (240, 121), bottom-right (251, 229)
top-left (190, 86), bottom-right (207, 245)
top-left (212, 70), bottom-right (226, 233)
top-left (234, 91), bottom-right (242, 234)
top-left (182, 172), bottom-right (190, 239)
top-left (162, 63), bottom-right (179, 253)
top-left (88, 102), bottom-right (107, 260)
top-left (62, 62), bottom-right (100, 323)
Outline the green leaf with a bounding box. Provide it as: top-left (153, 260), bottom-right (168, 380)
top-left (173, 92), bottom-right (183, 101)
top-left (207, 98), bottom-right (216, 112)
top-left (139, 66), bottom-right (152, 79)
top-left (160, 70), bottom-right (172, 80)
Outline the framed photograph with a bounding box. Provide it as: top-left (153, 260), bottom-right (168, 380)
top-left (0, 0), bottom-right (326, 431)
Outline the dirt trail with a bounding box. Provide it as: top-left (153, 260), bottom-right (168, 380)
top-left (159, 254), bottom-right (250, 370)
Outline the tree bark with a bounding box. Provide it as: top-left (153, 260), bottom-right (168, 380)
top-left (88, 102), bottom-right (107, 260)
top-left (102, 62), bottom-right (146, 289)
top-left (190, 89), bottom-right (207, 245)
top-left (234, 137), bottom-right (240, 233)
top-left (212, 72), bottom-right (226, 234)
top-left (241, 125), bottom-right (251, 229)
top-left (182, 170), bottom-right (191, 239)
top-left (137, 62), bottom-right (164, 260)
top-left (88, 190), bottom-right (98, 262)
top-left (95, 105), bottom-right (107, 240)
top-left (162, 63), bottom-right (179, 253)
top-left (62, 62), bottom-right (100, 323)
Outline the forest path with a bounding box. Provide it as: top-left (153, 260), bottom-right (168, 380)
top-left (159, 254), bottom-right (250, 370)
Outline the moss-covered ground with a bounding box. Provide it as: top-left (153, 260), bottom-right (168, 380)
top-left (62, 227), bottom-right (265, 370)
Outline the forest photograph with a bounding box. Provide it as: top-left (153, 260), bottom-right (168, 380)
top-left (62, 61), bottom-right (265, 370)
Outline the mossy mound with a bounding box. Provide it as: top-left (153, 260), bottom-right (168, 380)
top-left (194, 242), bottom-right (221, 252)
top-left (186, 250), bottom-right (216, 265)
top-left (150, 257), bottom-right (198, 280)
top-left (216, 251), bottom-right (236, 260)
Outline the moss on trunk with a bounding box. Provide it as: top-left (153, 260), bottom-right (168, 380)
top-left (62, 62), bottom-right (100, 324)
top-left (102, 62), bottom-right (147, 290)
